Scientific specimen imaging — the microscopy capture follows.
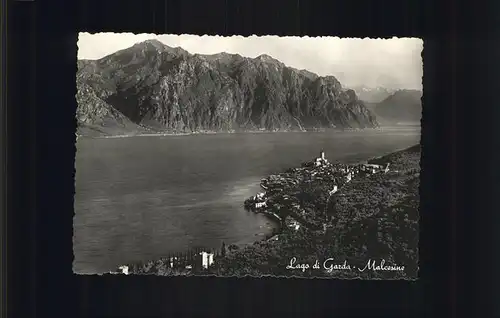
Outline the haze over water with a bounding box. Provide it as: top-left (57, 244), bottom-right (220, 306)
top-left (73, 127), bottom-right (420, 274)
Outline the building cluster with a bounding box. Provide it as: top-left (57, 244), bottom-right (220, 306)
top-left (169, 251), bottom-right (215, 270)
top-left (164, 251), bottom-right (215, 270)
top-left (261, 173), bottom-right (302, 194)
top-left (244, 191), bottom-right (268, 210)
top-left (349, 163), bottom-right (390, 176)
top-left (243, 151), bottom-right (392, 240)
top-left (255, 201), bottom-right (267, 208)
top-left (285, 216), bottom-right (301, 231)
top-left (116, 249), bottom-right (216, 275)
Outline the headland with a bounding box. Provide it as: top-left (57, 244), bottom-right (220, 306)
top-left (117, 144), bottom-right (421, 279)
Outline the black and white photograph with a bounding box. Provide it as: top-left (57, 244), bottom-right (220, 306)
top-left (74, 33), bottom-right (422, 279)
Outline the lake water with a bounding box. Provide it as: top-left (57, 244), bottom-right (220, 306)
top-left (73, 127), bottom-right (420, 274)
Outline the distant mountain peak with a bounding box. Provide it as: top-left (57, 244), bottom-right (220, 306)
top-left (373, 89), bottom-right (422, 125)
top-left (139, 39), bottom-right (165, 46)
top-left (255, 54), bottom-right (281, 64)
top-left (349, 86), bottom-right (398, 103)
top-left (135, 39), bottom-right (166, 49)
top-left (256, 53), bottom-right (272, 59)
top-left (132, 39), bottom-right (189, 56)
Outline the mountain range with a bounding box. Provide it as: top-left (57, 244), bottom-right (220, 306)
top-left (373, 89), bottom-right (422, 125)
top-left (76, 39), bottom-right (380, 136)
top-left (349, 85), bottom-right (396, 104)
top-left (349, 85), bottom-right (422, 125)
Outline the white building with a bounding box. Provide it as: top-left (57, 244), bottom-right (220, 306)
top-left (346, 172), bottom-right (352, 183)
top-left (364, 164), bottom-right (384, 172)
top-left (118, 265), bottom-right (129, 275)
top-left (200, 251), bottom-right (215, 269)
top-left (329, 185), bottom-right (338, 195)
top-left (268, 235), bottom-right (279, 241)
top-left (255, 201), bottom-right (267, 208)
top-left (315, 158), bottom-right (322, 167)
top-left (384, 163), bottom-right (390, 173)
top-left (314, 151), bottom-right (329, 167)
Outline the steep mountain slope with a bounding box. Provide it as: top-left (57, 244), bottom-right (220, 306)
top-left (76, 80), bottom-right (151, 136)
top-left (374, 89), bottom-right (422, 124)
top-left (76, 39), bottom-right (379, 136)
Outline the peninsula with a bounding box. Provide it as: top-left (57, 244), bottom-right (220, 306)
top-left (119, 144), bottom-right (420, 279)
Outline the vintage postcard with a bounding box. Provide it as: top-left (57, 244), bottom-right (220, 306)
top-left (74, 33), bottom-right (422, 279)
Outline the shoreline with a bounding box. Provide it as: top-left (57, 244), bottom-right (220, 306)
top-left (366, 143), bottom-right (421, 164)
top-left (76, 126), bottom-right (420, 140)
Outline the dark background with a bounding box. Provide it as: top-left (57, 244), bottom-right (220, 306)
top-left (5, 0), bottom-right (494, 316)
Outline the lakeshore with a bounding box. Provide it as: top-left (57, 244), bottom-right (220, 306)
top-left (118, 144), bottom-right (420, 278)
top-left (75, 126), bottom-right (400, 140)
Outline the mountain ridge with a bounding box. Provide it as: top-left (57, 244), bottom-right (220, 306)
top-left (76, 40), bottom-right (380, 136)
top-left (349, 85), bottom-right (398, 104)
top-left (373, 89), bottom-right (422, 125)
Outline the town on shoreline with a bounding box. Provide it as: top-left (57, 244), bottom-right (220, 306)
top-left (244, 150), bottom-right (390, 232)
top-left (114, 144), bottom-right (421, 279)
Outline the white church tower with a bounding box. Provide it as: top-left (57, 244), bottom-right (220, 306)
top-left (320, 150), bottom-right (325, 160)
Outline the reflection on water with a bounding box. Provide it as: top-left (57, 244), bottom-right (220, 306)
top-left (73, 128), bottom-right (420, 274)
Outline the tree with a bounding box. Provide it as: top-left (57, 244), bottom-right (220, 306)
top-left (221, 241), bottom-right (227, 257)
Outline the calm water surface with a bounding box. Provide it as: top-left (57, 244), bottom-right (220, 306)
top-left (73, 127), bottom-right (420, 274)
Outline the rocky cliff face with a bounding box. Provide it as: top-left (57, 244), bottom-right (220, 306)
top-left (374, 89), bottom-right (422, 124)
top-left (76, 39), bottom-right (379, 136)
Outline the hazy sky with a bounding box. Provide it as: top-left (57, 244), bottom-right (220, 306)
top-left (78, 33), bottom-right (423, 90)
